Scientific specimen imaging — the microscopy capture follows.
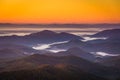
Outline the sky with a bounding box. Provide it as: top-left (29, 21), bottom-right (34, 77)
top-left (0, 0), bottom-right (120, 23)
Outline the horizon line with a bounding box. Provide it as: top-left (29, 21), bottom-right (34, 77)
top-left (0, 22), bottom-right (120, 25)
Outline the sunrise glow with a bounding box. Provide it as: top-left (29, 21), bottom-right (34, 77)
top-left (0, 0), bottom-right (120, 23)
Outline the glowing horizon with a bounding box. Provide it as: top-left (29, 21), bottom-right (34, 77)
top-left (0, 0), bottom-right (120, 23)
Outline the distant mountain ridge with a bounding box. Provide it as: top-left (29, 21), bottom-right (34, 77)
top-left (0, 30), bottom-right (83, 46)
top-left (0, 23), bottom-right (120, 27)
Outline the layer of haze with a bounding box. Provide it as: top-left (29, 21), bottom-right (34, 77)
top-left (0, 0), bottom-right (120, 23)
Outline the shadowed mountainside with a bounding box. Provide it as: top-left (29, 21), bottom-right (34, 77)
top-left (45, 47), bottom-right (95, 61)
top-left (0, 43), bottom-right (38, 59)
top-left (0, 64), bottom-right (107, 80)
top-left (0, 54), bottom-right (119, 80)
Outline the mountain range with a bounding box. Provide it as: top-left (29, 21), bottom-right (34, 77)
top-left (0, 29), bottom-right (120, 80)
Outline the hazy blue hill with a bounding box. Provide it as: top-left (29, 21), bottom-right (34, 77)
top-left (91, 42), bottom-right (120, 54)
top-left (83, 41), bottom-right (120, 54)
top-left (87, 29), bottom-right (120, 44)
top-left (85, 29), bottom-right (120, 54)
top-left (91, 29), bottom-right (120, 37)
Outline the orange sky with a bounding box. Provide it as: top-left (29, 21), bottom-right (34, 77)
top-left (0, 0), bottom-right (120, 23)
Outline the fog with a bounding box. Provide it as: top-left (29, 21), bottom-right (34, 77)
top-left (32, 41), bottom-right (68, 53)
top-left (82, 37), bottom-right (107, 42)
top-left (91, 52), bottom-right (120, 57)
